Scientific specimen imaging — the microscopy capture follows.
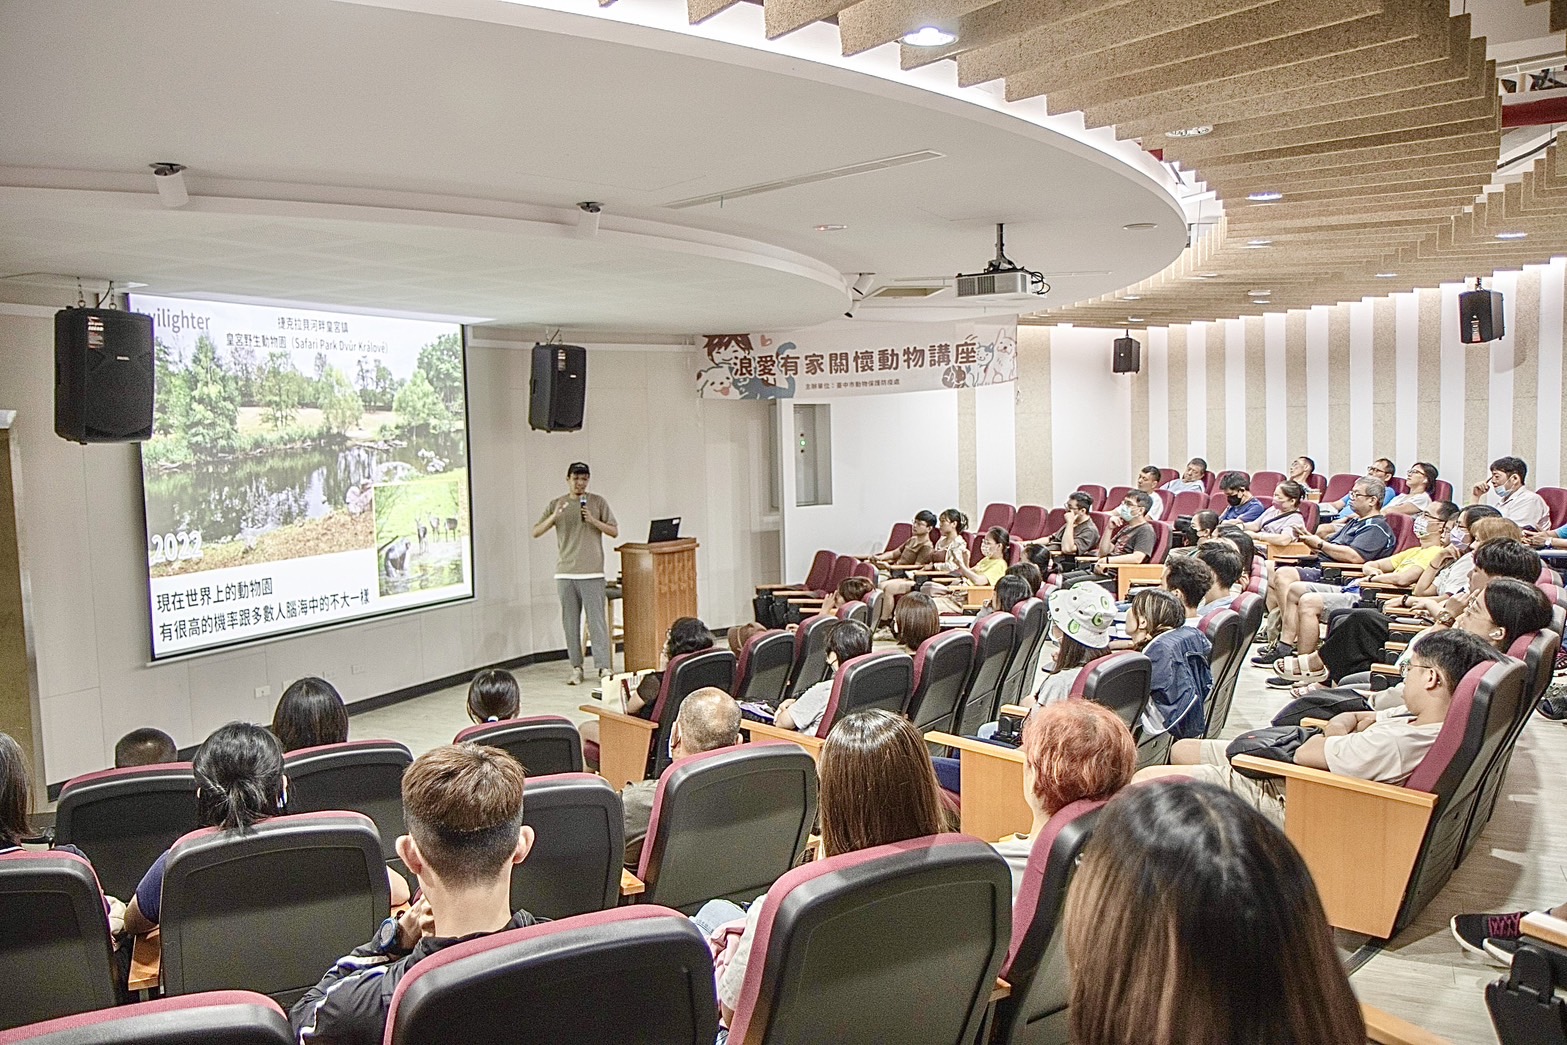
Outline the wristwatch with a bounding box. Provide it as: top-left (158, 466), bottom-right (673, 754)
top-left (371, 916), bottom-right (408, 956)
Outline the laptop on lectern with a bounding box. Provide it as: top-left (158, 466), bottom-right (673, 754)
top-left (648, 517), bottom-right (682, 543)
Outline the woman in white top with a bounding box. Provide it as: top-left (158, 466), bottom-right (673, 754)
top-left (873, 508), bottom-right (970, 627)
top-left (1384, 461), bottom-right (1437, 516)
top-left (1246, 481), bottom-right (1309, 546)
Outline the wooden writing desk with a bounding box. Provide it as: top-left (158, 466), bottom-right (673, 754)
top-left (924, 732), bottom-right (1031, 842)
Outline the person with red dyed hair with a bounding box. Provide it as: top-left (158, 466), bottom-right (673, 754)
top-left (991, 701), bottom-right (1137, 901)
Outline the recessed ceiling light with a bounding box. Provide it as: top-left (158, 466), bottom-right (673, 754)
top-left (1165, 125), bottom-right (1213, 139)
top-left (902, 25), bottom-right (956, 46)
top-left (1121, 294), bottom-right (1142, 300)
top-left (813, 224), bottom-right (848, 232)
top-left (1197, 272), bottom-right (1220, 279)
top-left (1246, 238), bottom-right (1273, 248)
top-left (1246, 191), bottom-right (1283, 202)
top-left (1247, 289), bottom-right (1272, 297)
top-left (1252, 299), bottom-right (1271, 305)
top-left (1375, 272), bottom-right (1398, 278)
top-left (1122, 222), bottom-right (1158, 231)
top-left (1496, 231), bottom-right (1528, 240)
top-left (1127, 316), bottom-right (1145, 322)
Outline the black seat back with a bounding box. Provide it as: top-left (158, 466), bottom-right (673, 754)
top-left (160, 811), bottom-right (390, 1006)
top-left (958, 613), bottom-right (1019, 735)
top-left (735, 630), bottom-right (795, 707)
top-left (0, 989), bottom-right (295, 1044)
top-left (996, 598), bottom-right (1048, 710)
top-left (783, 615), bottom-right (836, 702)
top-left (0, 851), bottom-right (118, 1030)
top-left (1198, 607), bottom-right (1244, 739)
top-left (1074, 652), bottom-right (1153, 734)
top-left (815, 651), bottom-right (915, 735)
top-left (908, 631), bottom-right (976, 736)
top-left (510, 773), bottom-right (622, 919)
top-left (647, 650), bottom-right (736, 778)
top-left (53, 762), bottom-right (200, 901)
top-left (281, 740), bottom-right (413, 860)
top-left (638, 743), bottom-right (817, 913)
top-left (453, 717), bottom-right (584, 777)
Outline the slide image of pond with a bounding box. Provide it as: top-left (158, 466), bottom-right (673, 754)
top-left (373, 474), bottom-right (468, 597)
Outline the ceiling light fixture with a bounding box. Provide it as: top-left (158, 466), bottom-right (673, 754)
top-left (902, 25), bottom-right (957, 46)
top-left (1121, 294), bottom-right (1142, 300)
top-left (1496, 231), bottom-right (1528, 240)
top-left (1247, 289), bottom-right (1272, 297)
top-left (814, 224), bottom-right (848, 231)
top-left (1122, 222), bottom-right (1158, 231)
top-left (1127, 316), bottom-right (1145, 322)
top-left (1375, 272), bottom-right (1398, 278)
top-left (150, 162), bottom-right (188, 208)
top-left (1246, 238), bottom-right (1273, 248)
top-left (1246, 191), bottom-right (1283, 202)
top-left (1165, 125), bottom-right (1213, 139)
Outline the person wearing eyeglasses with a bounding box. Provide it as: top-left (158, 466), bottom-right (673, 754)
top-left (1382, 462), bottom-right (1437, 517)
top-left (1318, 458), bottom-right (1398, 528)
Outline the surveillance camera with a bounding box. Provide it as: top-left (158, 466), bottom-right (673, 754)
top-left (577, 201), bottom-right (602, 214)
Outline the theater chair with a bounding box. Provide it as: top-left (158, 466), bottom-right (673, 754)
top-left (1206, 492), bottom-right (1230, 515)
top-left (956, 612), bottom-right (1020, 736)
top-left (1101, 519), bottom-right (1173, 599)
top-left (1158, 467), bottom-right (1179, 485)
top-left (1011, 505), bottom-right (1048, 542)
top-left (1387, 512), bottom-right (1416, 553)
top-left (509, 773), bottom-right (622, 919)
top-left (1298, 498), bottom-right (1321, 533)
top-left (635, 743), bottom-right (817, 914)
top-left (0, 990), bottom-right (293, 1045)
top-left (1075, 651), bottom-right (1153, 734)
top-left (1486, 911), bottom-right (1567, 1044)
top-left (733, 628), bottom-right (794, 706)
top-left (452, 716), bottom-right (584, 777)
top-left (579, 648), bottom-right (735, 788)
top-left (282, 739), bottom-right (413, 861)
top-left (1075, 484), bottom-right (1107, 511)
top-left (724, 836), bottom-right (1010, 1045)
top-left (1199, 469), bottom-right (1218, 493)
top-left (995, 598), bottom-right (1048, 712)
top-left (1103, 485), bottom-right (1132, 510)
top-left (1461, 628), bottom-right (1561, 860)
top-left (756, 549), bottom-right (833, 596)
top-left (159, 811), bottom-right (390, 1005)
top-left (1169, 490), bottom-right (1206, 519)
top-left (53, 762), bottom-right (200, 901)
top-left (786, 559), bottom-right (874, 617)
top-left (980, 502), bottom-right (1016, 533)
top-left (780, 614), bottom-right (835, 702)
top-left (745, 651), bottom-right (914, 758)
top-left (907, 630), bottom-right (975, 737)
top-left (991, 799), bottom-right (1106, 1045)
top-left (882, 521), bottom-right (913, 554)
top-left (0, 850), bottom-right (118, 1030)
top-left (1429, 479), bottom-right (1454, 503)
top-left (1198, 607), bottom-right (1244, 741)
top-left (1322, 473), bottom-right (1360, 505)
top-left (1231, 658), bottom-right (1527, 938)
top-left (384, 907), bottom-right (718, 1045)
top-left (836, 596), bottom-right (871, 626)
top-left (1251, 470), bottom-right (1285, 497)
top-left (1541, 486), bottom-right (1567, 529)
top-left (779, 554), bottom-right (857, 607)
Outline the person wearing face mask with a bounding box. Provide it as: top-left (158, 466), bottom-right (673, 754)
top-left (1472, 455), bottom-right (1552, 530)
top-left (1405, 511), bottom-right (1512, 604)
top-left (1217, 472), bottom-right (1266, 525)
top-left (1261, 502), bottom-right (1459, 687)
top-left (1058, 492), bottom-right (1158, 594)
top-left (922, 526), bottom-right (1014, 614)
top-left (1246, 481), bottom-right (1309, 548)
top-left (774, 621), bottom-right (872, 734)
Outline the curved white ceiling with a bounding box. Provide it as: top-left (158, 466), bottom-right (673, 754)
top-left (0, 0), bottom-right (1187, 332)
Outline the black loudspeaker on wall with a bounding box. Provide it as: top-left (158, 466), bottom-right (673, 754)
top-left (1112, 335), bottom-right (1142, 374)
top-left (54, 307), bottom-right (155, 443)
top-left (1459, 282), bottom-right (1505, 345)
top-left (529, 343), bottom-right (587, 431)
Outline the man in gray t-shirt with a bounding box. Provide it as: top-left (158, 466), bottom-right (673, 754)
top-left (533, 461), bottom-right (619, 683)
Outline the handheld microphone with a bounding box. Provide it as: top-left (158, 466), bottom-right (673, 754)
top-left (579, 495), bottom-right (588, 521)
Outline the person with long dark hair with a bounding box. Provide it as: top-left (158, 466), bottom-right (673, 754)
top-left (1064, 781), bottom-right (1365, 1045)
top-left (271, 676), bottom-right (349, 752)
top-left (579, 617), bottom-right (714, 764)
top-left (924, 527), bottom-right (1013, 614)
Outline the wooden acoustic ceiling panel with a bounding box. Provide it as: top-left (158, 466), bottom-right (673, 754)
top-left (681, 0), bottom-right (1555, 327)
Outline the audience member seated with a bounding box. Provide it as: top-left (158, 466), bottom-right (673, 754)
top-left (1159, 457), bottom-right (1208, 495)
top-left (1006, 560), bottom-right (1043, 597)
top-left (727, 621), bottom-right (766, 657)
top-left (1042, 491), bottom-right (1100, 565)
top-left (1193, 542), bottom-right (1244, 612)
top-left (819, 575), bottom-right (874, 617)
top-left (1383, 461), bottom-right (1438, 516)
top-left (869, 510), bottom-right (936, 570)
top-left (1163, 556), bottom-right (1216, 624)
top-left (990, 701), bottom-right (1135, 901)
top-left (982, 574), bottom-right (1034, 620)
top-left (466, 668), bottom-right (521, 724)
top-left (1189, 510), bottom-right (1220, 545)
top-left (1321, 458), bottom-right (1397, 519)
top-left (892, 592), bottom-right (940, 653)
top-left (114, 727), bottom-right (178, 768)
top-left (1143, 629), bottom-right (1503, 825)
top-left (1059, 491), bottom-right (1158, 593)
top-left (1127, 588), bottom-right (1212, 740)
top-left (1454, 896), bottom-right (1567, 967)
top-left (1394, 508), bottom-right (1508, 605)
top-left (924, 527), bottom-right (1013, 613)
top-left (289, 743), bottom-right (538, 1042)
top-left (773, 620), bottom-right (872, 734)
top-left (1473, 455), bottom-right (1553, 530)
top-left (620, 688), bottom-right (741, 868)
top-left (1133, 466), bottom-right (1166, 520)
top-left (580, 617), bottom-right (714, 760)
top-left (874, 508), bottom-right (970, 626)
top-left (1288, 454), bottom-right (1319, 490)
top-left (1212, 524), bottom-right (1256, 571)
top-left (1253, 478), bottom-right (1395, 667)
top-left (1063, 781), bottom-right (1365, 1044)
top-left (271, 677), bottom-right (350, 753)
top-left (124, 722), bottom-right (412, 938)
top-left (1217, 471), bottom-right (1266, 525)
top-left (1263, 501), bottom-right (1457, 684)
top-left (704, 709), bottom-right (946, 1029)
top-left (1245, 480), bottom-right (1309, 545)
top-left (1, 731), bottom-right (93, 866)
top-left (1031, 583), bottom-right (1119, 706)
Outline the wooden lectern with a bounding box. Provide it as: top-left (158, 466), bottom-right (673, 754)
top-left (617, 539), bottom-right (699, 671)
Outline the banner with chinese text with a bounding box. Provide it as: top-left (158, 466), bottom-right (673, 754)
top-left (695, 319), bottom-right (1018, 399)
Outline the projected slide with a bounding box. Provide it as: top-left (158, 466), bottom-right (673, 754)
top-left (130, 294), bottom-right (473, 659)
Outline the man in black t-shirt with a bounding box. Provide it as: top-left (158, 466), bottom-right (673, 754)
top-left (290, 744), bottom-right (541, 1044)
top-left (1058, 491), bottom-right (1158, 593)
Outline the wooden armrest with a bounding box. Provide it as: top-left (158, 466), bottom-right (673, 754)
top-left (1369, 663), bottom-right (1401, 676)
top-left (743, 720), bottom-right (826, 756)
top-left (1300, 718), bottom-right (1329, 729)
top-left (997, 704), bottom-right (1028, 719)
top-left (1386, 641), bottom-right (1407, 652)
top-left (1522, 911), bottom-right (1567, 949)
top-left (988, 977), bottom-right (1011, 1004)
top-left (1363, 1003), bottom-right (1452, 1045)
top-left (1229, 755), bottom-right (1436, 806)
top-left (757, 583), bottom-right (812, 592)
top-left (1267, 542), bottom-right (1314, 559)
top-left (620, 869), bottom-right (645, 897)
top-left (1362, 580), bottom-right (1412, 592)
top-left (1335, 563), bottom-right (1369, 574)
top-left (1388, 621), bottom-right (1423, 634)
top-left (577, 705), bottom-right (659, 731)
top-left (924, 732), bottom-right (1026, 763)
top-left (785, 597), bottom-right (826, 605)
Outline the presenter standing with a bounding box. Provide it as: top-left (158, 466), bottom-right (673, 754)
top-left (533, 462), bottom-right (618, 684)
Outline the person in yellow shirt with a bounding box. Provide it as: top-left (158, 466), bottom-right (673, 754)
top-left (923, 526), bottom-right (1012, 614)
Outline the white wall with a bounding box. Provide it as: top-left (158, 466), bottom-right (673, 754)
top-left (0, 307), bottom-right (775, 784)
top-left (973, 382), bottom-right (1018, 511)
top-left (1043, 327), bottom-right (1135, 503)
top-left (778, 391), bottom-right (961, 579)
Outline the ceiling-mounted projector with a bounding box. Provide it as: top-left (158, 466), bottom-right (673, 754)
top-left (955, 224), bottom-right (1050, 299)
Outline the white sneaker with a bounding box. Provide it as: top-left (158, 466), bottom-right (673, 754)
top-left (566, 666), bottom-right (584, 685)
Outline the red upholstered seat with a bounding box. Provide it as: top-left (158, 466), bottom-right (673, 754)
top-left (1011, 505), bottom-right (1048, 541)
top-left (1076, 484), bottom-right (1107, 511)
top-left (979, 502), bottom-right (1016, 533)
top-left (1250, 470), bottom-right (1286, 497)
top-left (0, 990), bottom-right (292, 1044)
top-left (54, 762), bottom-right (199, 902)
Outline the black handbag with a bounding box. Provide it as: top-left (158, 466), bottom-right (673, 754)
top-left (1225, 725), bottom-right (1319, 779)
top-left (1270, 691), bottom-right (1373, 728)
